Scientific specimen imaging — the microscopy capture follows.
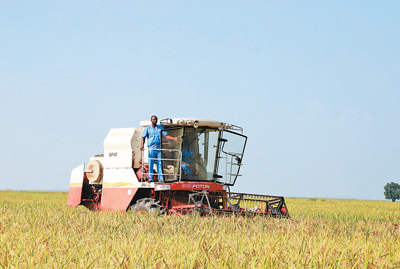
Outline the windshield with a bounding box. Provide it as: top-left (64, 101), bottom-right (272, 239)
top-left (161, 127), bottom-right (219, 182)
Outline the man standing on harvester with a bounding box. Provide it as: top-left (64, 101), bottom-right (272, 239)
top-left (140, 115), bottom-right (177, 182)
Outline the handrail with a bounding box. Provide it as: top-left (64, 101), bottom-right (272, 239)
top-left (140, 148), bottom-right (182, 182)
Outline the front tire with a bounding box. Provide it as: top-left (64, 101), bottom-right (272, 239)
top-left (130, 198), bottom-right (166, 215)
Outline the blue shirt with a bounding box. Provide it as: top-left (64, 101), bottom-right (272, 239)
top-left (182, 147), bottom-right (194, 164)
top-left (142, 125), bottom-right (166, 149)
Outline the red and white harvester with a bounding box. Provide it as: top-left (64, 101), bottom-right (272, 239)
top-left (68, 118), bottom-right (289, 217)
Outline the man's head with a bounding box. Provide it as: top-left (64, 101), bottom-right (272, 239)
top-left (151, 115), bottom-right (158, 127)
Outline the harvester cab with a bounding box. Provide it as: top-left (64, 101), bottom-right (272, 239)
top-left (67, 118), bottom-right (289, 217)
top-left (155, 119), bottom-right (245, 186)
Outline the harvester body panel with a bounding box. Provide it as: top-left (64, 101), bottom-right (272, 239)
top-left (103, 127), bottom-right (143, 169)
top-left (67, 163), bottom-right (85, 208)
top-left (101, 186), bottom-right (139, 211)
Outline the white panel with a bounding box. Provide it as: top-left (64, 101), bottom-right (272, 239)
top-left (131, 128), bottom-right (143, 169)
top-left (103, 128), bottom-right (135, 168)
top-left (70, 163), bottom-right (85, 184)
top-left (104, 150), bottom-right (133, 168)
top-left (102, 168), bottom-right (139, 186)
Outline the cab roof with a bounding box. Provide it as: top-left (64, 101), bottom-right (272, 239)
top-left (140, 118), bottom-right (233, 130)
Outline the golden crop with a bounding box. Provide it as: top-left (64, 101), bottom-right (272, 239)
top-left (0, 191), bottom-right (399, 268)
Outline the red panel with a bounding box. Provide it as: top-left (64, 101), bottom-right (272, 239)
top-left (101, 187), bottom-right (138, 212)
top-left (67, 187), bottom-right (82, 208)
top-left (168, 182), bottom-right (224, 191)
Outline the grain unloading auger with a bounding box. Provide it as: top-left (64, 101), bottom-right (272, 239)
top-left (68, 118), bottom-right (289, 217)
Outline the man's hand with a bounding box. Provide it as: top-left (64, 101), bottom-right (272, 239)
top-left (165, 135), bottom-right (178, 142)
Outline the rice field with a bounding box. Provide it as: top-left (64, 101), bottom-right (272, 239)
top-left (0, 191), bottom-right (399, 268)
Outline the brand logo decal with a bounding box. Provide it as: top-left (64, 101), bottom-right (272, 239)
top-left (182, 184), bottom-right (210, 189)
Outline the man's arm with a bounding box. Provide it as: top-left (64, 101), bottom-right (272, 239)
top-left (140, 137), bottom-right (145, 150)
top-left (160, 126), bottom-right (178, 142)
top-left (165, 135), bottom-right (178, 142)
top-left (140, 127), bottom-right (148, 151)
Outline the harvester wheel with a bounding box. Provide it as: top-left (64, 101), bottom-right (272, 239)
top-left (130, 198), bottom-right (166, 216)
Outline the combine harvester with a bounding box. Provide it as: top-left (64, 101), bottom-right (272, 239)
top-left (68, 118), bottom-right (289, 217)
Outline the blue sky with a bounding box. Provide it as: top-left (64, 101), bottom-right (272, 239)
top-left (1, 1), bottom-right (399, 200)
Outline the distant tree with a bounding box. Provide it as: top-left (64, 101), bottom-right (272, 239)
top-left (384, 182), bottom-right (400, 202)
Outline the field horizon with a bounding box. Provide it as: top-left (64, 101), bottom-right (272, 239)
top-left (1, 191), bottom-right (399, 267)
